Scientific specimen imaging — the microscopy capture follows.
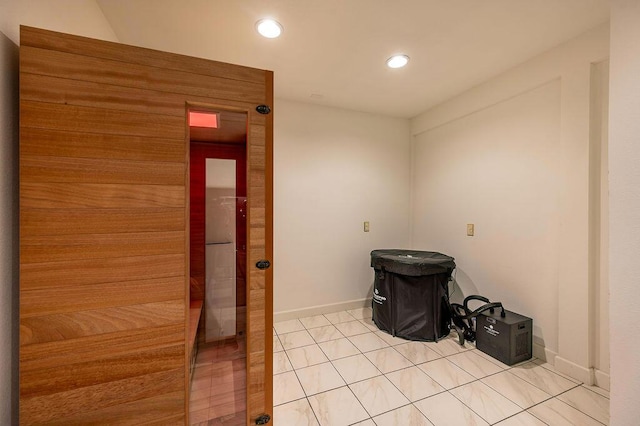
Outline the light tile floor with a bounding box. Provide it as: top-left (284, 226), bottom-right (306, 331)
top-left (274, 307), bottom-right (610, 426)
top-left (190, 339), bottom-right (247, 425)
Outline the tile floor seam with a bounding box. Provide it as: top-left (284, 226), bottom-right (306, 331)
top-left (304, 395), bottom-right (323, 425)
top-left (445, 386), bottom-right (526, 426)
top-left (343, 382), bottom-right (375, 423)
top-left (297, 363), bottom-right (347, 397)
top-left (388, 347), bottom-right (543, 423)
top-left (526, 398), bottom-right (564, 426)
top-left (375, 362), bottom-right (432, 405)
top-left (347, 385), bottom-right (382, 424)
top-left (551, 387), bottom-right (609, 425)
top-left (364, 401), bottom-right (417, 424)
top-left (580, 383), bottom-right (611, 399)
top-left (280, 341), bottom-right (313, 403)
top-left (489, 410), bottom-right (549, 426)
top-left (330, 332), bottom-right (382, 367)
top-left (525, 409), bottom-right (553, 426)
top-left (525, 395), bottom-right (607, 426)
top-left (505, 365), bottom-right (584, 397)
top-left (273, 312), bottom-right (609, 426)
top-left (479, 370), bottom-right (556, 411)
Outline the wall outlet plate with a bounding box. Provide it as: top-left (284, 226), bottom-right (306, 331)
top-left (467, 223), bottom-right (474, 236)
top-left (364, 221), bottom-right (370, 232)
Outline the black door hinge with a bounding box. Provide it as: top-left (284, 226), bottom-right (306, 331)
top-left (256, 104), bottom-right (271, 114)
top-left (255, 413), bottom-right (271, 424)
top-left (256, 259), bottom-right (271, 270)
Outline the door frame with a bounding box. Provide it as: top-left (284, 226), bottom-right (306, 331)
top-left (186, 100), bottom-right (273, 422)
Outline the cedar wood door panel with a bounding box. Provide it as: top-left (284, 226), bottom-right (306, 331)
top-left (19, 26), bottom-right (273, 424)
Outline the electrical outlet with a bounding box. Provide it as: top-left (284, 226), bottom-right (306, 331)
top-left (467, 224), bottom-right (474, 236)
top-left (364, 221), bottom-right (370, 232)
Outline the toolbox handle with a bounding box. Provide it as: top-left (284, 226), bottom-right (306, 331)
top-left (449, 295), bottom-right (506, 346)
top-left (463, 295), bottom-right (505, 318)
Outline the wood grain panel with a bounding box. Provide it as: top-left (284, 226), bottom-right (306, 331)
top-left (21, 183), bottom-right (184, 209)
top-left (20, 368), bottom-right (184, 425)
top-left (264, 75), bottom-right (275, 415)
top-left (21, 46), bottom-right (265, 104)
top-left (21, 156), bottom-right (184, 185)
top-left (21, 344), bottom-right (184, 398)
top-left (21, 254), bottom-right (185, 290)
top-left (21, 231), bottom-right (183, 264)
top-left (21, 277), bottom-right (184, 318)
top-left (21, 100), bottom-right (184, 139)
top-left (248, 207), bottom-right (267, 228)
top-left (21, 72), bottom-right (189, 117)
top-left (244, 69), bottom-right (273, 423)
top-left (21, 72), bottom-right (266, 125)
top-left (21, 300), bottom-right (184, 345)
top-left (22, 26), bottom-right (265, 85)
top-left (21, 324), bottom-right (184, 372)
top-left (20, 25), bottom-right (272, 424)
top-left (21, 208), bottom-right (184, 236)
top-left (46, 391), bottom-right (185, 426)
top-left (20, 127), bottom-right (185, 162)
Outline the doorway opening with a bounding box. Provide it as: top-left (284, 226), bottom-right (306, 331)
top-left (188, 108), bottom-right (248, 424)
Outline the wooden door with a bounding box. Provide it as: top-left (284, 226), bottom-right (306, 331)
top-left (19, 26), bottom-right (273, 424)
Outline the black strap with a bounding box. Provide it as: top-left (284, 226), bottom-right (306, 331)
top-left (461, 301), bottom-right (506, 319)
top-left (448, 295), bottom-right (506, 345)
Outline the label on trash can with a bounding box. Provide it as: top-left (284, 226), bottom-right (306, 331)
top-left (373, 288), bottom-right (387, 305)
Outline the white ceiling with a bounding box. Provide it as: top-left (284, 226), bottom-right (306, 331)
top-left (96, 0), bottom-right (609, 118)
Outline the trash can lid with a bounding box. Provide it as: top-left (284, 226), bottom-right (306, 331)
top-left (371, 249), bottom-right (455, 276)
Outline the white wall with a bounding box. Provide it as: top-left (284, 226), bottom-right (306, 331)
top-left (412, 80), bottom-right (562, 352)
top-left (0, 0), bottom-right (117, 422)
top-left (609, 0), bottom-right (640, 422)
top-left (0, 0), bottom-right (117, 45)
top-left (411, 25), bottom-right (609, 384)
top-left (274, 99), bottom-right (411, 315)
top-left (589, 59), bottom-right (609, 381)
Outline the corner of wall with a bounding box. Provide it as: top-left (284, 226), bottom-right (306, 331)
top-left (407, 23), bottom-right (610, 385)
top-left (0, 0), bottom-right (119, 45)
top-left (609, 0), bottom-right (640, 421)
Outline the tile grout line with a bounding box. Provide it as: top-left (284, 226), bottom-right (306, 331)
top-left (549, 387), bottom-right (609, 425)
top-left (313, 313), bottom-right (383, 424)
top-left (274, 324), bottom-right (324, 425)
top-left (275, 311), bottom-right (609, 425)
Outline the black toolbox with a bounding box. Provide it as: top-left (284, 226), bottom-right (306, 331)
top-left (476, 309), bottom-right (532, 366)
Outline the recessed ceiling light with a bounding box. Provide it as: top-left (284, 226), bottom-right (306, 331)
top-left (386, 54), bottom-right (410, 69)
top-left (256, 19), bottom-right (283, 38)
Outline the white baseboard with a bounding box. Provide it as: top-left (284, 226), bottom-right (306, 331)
top-left (533, 342), bottom-right (557, 364)
top-left (533, 344), bottom-right (610, 389)
top-left (274, 298), bottom-right (371, 322)
top-left (554, 355), bottom-right (594, 384)
top-left (594, 369), bottom-right (610, 391)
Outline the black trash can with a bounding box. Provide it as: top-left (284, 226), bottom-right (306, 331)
top-left (371, 249), bottom-right (455, 342)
